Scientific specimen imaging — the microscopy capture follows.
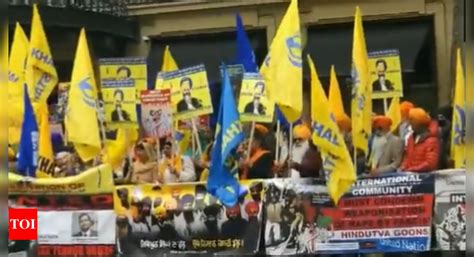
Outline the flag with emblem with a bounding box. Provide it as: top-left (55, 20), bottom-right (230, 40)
top-left (25, 4), bottom-right (58, 103)
top-left (66, 28), bottom-right (101, 161)
top-left (8, 23), bottom-right (29, 145)
top-left (451, 48), bottom-right (465, 168)
top-left (351, 6), bottom-right (372, 155)
top-left (260, 0), bottom-right (302, 123)
top-left (308, 55), bottom-right (355, 204)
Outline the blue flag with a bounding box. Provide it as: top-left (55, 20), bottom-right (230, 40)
top-left (235, 14), bottom-right (257, 72)
top-left (16, 85), bottom-right (39, 177)
top-left (207, 66), bottom-right (245, 207)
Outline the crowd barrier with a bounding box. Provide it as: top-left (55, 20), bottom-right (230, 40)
top-left (8, 166), bottom-right (466, 256)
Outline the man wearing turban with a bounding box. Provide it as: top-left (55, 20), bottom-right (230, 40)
top-left (287, 124), bottom-right (322, 178)
top-left (368, 116), bottom-right (404, 176)
top-left (398, 101), bottom-right (415, 145)
top-left (400, 108), bottom-right (440, 172)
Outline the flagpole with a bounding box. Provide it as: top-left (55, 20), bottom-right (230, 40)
top-left (383, 98), bottom-right (388, 114)
top-left (246, 121), bottom-right (256, 161)
top-left (191, 118), bottom-right (203, 157)
top-left (95, 100), bottom-right (107, 167)
top-left (275, 120), bottom-right (281, 163)
top-left (288, 122), bottom-right (293, 176)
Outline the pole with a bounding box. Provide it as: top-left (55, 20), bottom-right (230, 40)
top-left (191, 118), bottom-right (203, 157)
top-left (246, 121), bottom-right (256, 161)
top-left (288, 122), bottom-right (293, 177)
top-left (275, 120), bottom-right (281, 162)
top-left (383, 98), bottom-right (388, 114)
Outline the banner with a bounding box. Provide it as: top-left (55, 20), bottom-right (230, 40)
top-left (114, 180), bottom-right (263, 255)
top-left (8, 165), bottom-right (116, 257)
top-left (368, 49), bottom-right (403, 99)
top-left (140, 89), bottom-right (172, 138)
top-left (164, 64), bottom-right (213, 120)
top-left (434, 169), bottom-right (466, 251)
top-left (99, 58), bottom-right (140, 128)
top-left (178, 116), bottom-right (210, 130)
top-left (238, 73), bottom-right (275, 123)
top-left (264, 173), bottom-right (434, 255)
top-left (220, 64), bottom-right (244, 100)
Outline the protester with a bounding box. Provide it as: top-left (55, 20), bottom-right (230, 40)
top-left (400, 108), bottom-right (439, 172)
top-left (124, 141), bottom-right (159, 184)
top-left (287, 124), bottom-right (322, 178)
top-left (239, 126), bottom-right (273, 179)
top-left (436, 105), bottom-right (453, 169)
top-left (398, 101), bottom-right (415, 145)
top-left (158, 139), bottom-right (196, 183)
top-left (335, 114), bottom-right (353, 153)
top-left (368, 116), bottom-right (403, 176)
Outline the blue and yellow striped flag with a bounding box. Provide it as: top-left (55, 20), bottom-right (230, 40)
top-left (451, 48), bottom-right (465, 168)
top-left (260, 0), bottom-right (302, 123)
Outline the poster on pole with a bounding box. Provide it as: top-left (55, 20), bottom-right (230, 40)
top-left (164, 64), bottom-right (213, 120)
top-left (238, 73), bottom-right (275, 123)
top-left (433, 169), bottom-right (466, 251)
top-left (140, 89), bottom-right (173, 139)
top-left (264, 174), bottom-right (434, 255)
top-left (368, 49), bottom-right (403, 99)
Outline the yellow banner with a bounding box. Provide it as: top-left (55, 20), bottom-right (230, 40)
top-left (9, 164), bottom-right (114, 195)
top-left (368, 49), bottom-right (403, 99)
top-left (99, 58), bottom-right (141, 128)
top-left (99, 57), bottom-right (147, 104)
top-left (238, 73), bottom-right (274, 123)
top-left (164, 64), bottom-right (213, 121)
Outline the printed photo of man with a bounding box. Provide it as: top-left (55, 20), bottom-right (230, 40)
top-left (177, 77), bottom-right (203, 112)
top-left (73, 213), bottom-right (98, 237)
top-left (244, 81), bottom-right (266, 115)
top-left (116, 66), bottom-right (132, 81)
top-left (372, 59), bottom-right (394, 92)
top-left (111, 89), bottom-right (131, 122)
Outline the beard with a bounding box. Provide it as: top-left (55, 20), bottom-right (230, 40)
top-left (292, 140), bottom-right (309, 163)
top-left (372, 134), bottom-right (388, 166)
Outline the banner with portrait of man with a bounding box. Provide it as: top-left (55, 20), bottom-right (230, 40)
top-left (99, 57), bottom-right (147, 104)
top-left (140, 89), bottom-right (173, 139)
top-left (368, 49), bottom-right (403, 99)
top-left (163, 64), bottom-right (213, 120)
top-left (238, 73), bottom-right (275, 123)
top-left (99, 59), bottom-right (139, 128)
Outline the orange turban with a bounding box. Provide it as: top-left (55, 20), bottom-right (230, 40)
top-left (293, 124), bottom-right (312, 140)
top-left (408, 108), bottom-right (431, 126)
top-left (372, 116), bottom-right (392, 130)
top-left (255, 124), bottom-right (269, 135)
top-left (335, 114), bottom-right (351, 133)
top-left (400, 101), bottom-right (415, 119)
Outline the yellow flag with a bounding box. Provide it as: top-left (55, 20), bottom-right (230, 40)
top-left (161, 45), bottom-right (178, 72)
top-left (451, 48), bottom-right (465, 168)
top-left (328, 65), bottom-right (346, 118)
top-left (386, 97), bottom-right (401, 133)
top-left (260, 0), bottom-right (302, 122)
top-left (34, 103), bottom-right (55, 178)
top-left (103, 128), bottom-right (138, 169)
top-left (8, 23), bottom-right (29, 145)
top-left (25, 4), bottom-right (58, 103)
top-left (66, 28), bottom-right (101, 162)
top-left (308, 55), bottom-right (355, 204)
top-left (351, 6), bottom-right (372, 155)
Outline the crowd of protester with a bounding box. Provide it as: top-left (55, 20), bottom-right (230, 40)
top-left (8, 100), bottom-right (454, 185)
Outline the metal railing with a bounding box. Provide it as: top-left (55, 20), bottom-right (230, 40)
top-left (9, 0), bottom-right (129, 16)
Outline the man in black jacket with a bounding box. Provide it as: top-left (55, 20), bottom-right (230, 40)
top-left (177, 77), bottom-right (203, 112)
top-left (372, 59), bottom-right (394, 92)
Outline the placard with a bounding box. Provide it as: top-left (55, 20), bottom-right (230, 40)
top-left (368, 49), bottom-right (403, 99)
top-left (140, 90), bottom-right (172, 138)
top-left (238, 73), bottom-right (275, 123)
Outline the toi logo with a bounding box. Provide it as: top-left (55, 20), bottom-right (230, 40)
top-left (9, 208), bottom-right (38, 240)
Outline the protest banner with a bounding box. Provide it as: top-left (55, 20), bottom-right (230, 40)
top-left (220, 64), bottom-right (244, 100)
top-left (163, 64), bottom-right (213, 120)
top-left (8, 164), bottom-right (116, 257)
top-left (99, 58), bottom-right (139, 128)
top-left (368, 49), bottom-right (403, 99)
top-left (114, 180), bottom-right (263, 255)
top-left (238, 73), bottom-right (275, 123)
top-left (264, 173), bottom-right (434, 255)
top-left (140, 89), bottom-right (172, 139)
top-left (433, 169), bottom-right (465, 251)
top-left (178, 116), bottom-right (209, 130)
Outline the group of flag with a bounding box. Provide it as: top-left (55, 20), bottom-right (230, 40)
top-left (8, 0), bottom-right (465, 206)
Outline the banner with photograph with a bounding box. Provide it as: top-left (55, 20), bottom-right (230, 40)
top-left (264, 173), bottom-right (434, 255)
top-left (368, 49), bottom-right (403, 99)
top-left (140, 89), bottom-right (173, 139)
top-left (164, 64), bottom-right (213, 120)
top-left (8, 165), bottom-right (116, 257)
top-left (114, 180), bottom-right (264, 255)
top-left (434, 169), bottom-right (466, 251)
top-left (239, 73), bottom-right (275, 123)
top-left (99, 58), bottom-right (139, 128)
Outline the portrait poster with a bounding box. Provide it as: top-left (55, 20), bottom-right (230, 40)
top-left (433, 169), bottom-right (466, 251)
top-left (238, 73), bottom-right (275, 123)
top-left (368, 49), bottom-right (403, 99)
top-left (114, 180), bottom-right (264, 255)
top-left (163, 64), bottom-right (213, 120)
top-left (264, 174), bottom-right (434, 255)
top-left (8, 165), bottom-right (116, 257)
top-left (140, 89), bottom-right (173, 139)
top-left (99, 59), bottom-right (138, 128)
top-left (98, 57), bottom-right (147, 103)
